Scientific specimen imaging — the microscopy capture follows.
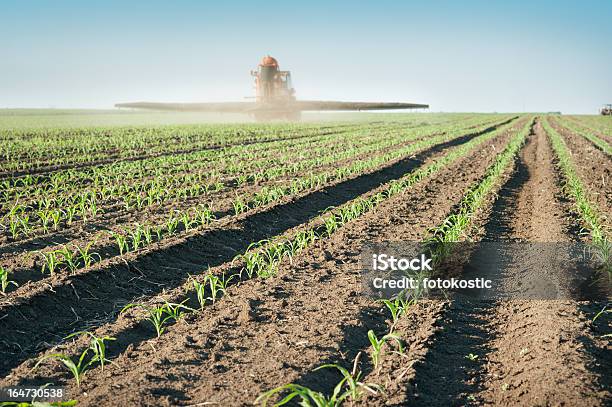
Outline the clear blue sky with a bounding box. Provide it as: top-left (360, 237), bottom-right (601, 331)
top-left (1, 0), bottom-right (611, 113)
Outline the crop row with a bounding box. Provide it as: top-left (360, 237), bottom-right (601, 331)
top-left (542, 118), bottom-right (610, 273)
top-left (569, 116), bottom-right (612, 135)
top-left (1, 118), bottom-right (464, 210)
top-left (4, 114), bottom-right (502, 197)
top-left (2, 115), bottom-right (500, 203)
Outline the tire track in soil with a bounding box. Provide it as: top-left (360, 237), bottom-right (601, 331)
top-left (1, 120), bottom-right (517, 406)
top-left (405, 119), bottom-right (610, 406)
top-left (0, 119), bottom-right (515, 378)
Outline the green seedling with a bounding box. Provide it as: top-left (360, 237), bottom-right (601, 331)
top-left (165, 214), bottom-right (179, 235)
top-left (193, 204), bottom-right (215, 226)
top-left (39, 250), bottom-right (64, 275)
top-left (154, 225), bottom-right (165, 241)
top-left (109, 230), bottom-right (128, 255)
top-left (0, 265), bottom-right (18, 294)
top-left (56, 246), bottom-right (78, 273)
top-left (255, 382), bottom-right (348, 407)
top-left (255, 354), bottom-right (379, 406)
top-left (180, 212), bottom-right (195, 231)
top-left (324, 215), bottom-right (339, 236)
top-left (37, 209), bottom-right (52, 233)
top-left (51, 209), bottom-right (62, 230)
top-left (129, 225), bottom-right (144, 251)
top-left (232, 197), bottom-right (249, 215)
top-left (121, 300), bottom-right (194, 337)
top-left (206, 271), bottom-right (234, 303)
top-left (317, 353), bottom-right (380, 401)
top-left (66, 331), bottom-right (116, 372)
top-left (9, 216), bottom-right (20, 239)
top-left (65, 206), bottom-right (77, 225)
top-left (380, 292), bottom-right (415, 327)
top-left (76, 240), bottom-right (101, 269)
top-left (32, 331), bottom-right (115, 387)
top-left (466, 353), bottom-right (479, 361)
top-left (191, 277), bottom-right (207, 310)
top-left (142, 224), bottom-right (153, 245)
top-left (368, 329), bottom-right (404, 369)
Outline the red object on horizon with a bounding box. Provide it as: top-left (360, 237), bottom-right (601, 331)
top-left (115, 55), bottom-right (429, 121)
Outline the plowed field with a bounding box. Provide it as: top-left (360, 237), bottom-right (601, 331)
top-left (0, 113), bottom-right (609, 406)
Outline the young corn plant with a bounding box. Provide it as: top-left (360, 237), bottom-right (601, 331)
top-left (109, 230), bottom-right (129, 255)
top-left (121, 300), bottom-right (194, 337)
top-left (233, 240), bottom-right (269, 279)
top-left (37, 209), bottom-right (52, 233)
top-left (368, 329), bottom-right (404, 369)
top-left (39, 250), bottom-right (64, 275)
top-left (154, 225), bottom-right (165, 241)
top-left (318, 354), bottom-right (380, 402)
top-left (56, 246), bottom-right (79, 273)
top-left (165, 214), bottom-right (179, 235)
top-left (191, 276), bottom-right (207, 310)
top-left (51, 209), bottom-right (62, 230)
top-left (76, 240), bottom-right (101, 269)
top-left (8, 216), bottom-right (21, 239)
top-left (255, 382), bottom-right (348, 407)
top-left (381, 292), bottom-right (416, 328)
top-left (232, 197), bottom-right (249, 215)
top-left (0, 265), bottom-right (18, 294)
top-left (142, 224), bottom-right (153, 245)
top-left (32, 331), bottom-right (115, 387)
top-left (65, 206), bottom-right (77, 225)
top-left (33, 353), bottom-right (89, 388)
top-left (256, 357), bottom-right (379, 406)
top-left (180, 212), bottom-right (195, 232)
top-left (18, 214), bottom-right (31, 236)
top-left (193, 204), bottom-right (215, 226)
top-left (205, 271), bottom-right (235, 304)
top-left (129, 225), bottom-right (144, 251)
top-left (65, 331), bottom-right (116, 371)
top-left (324, 215), bottom-right (339, 237)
